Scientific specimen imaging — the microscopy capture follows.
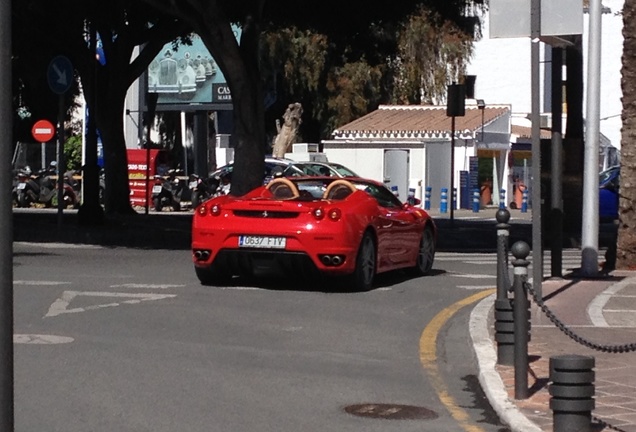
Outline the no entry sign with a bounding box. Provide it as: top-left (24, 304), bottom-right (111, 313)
top-left (32, 119), bottom-right (55, 143)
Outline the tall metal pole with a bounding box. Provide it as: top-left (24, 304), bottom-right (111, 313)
top-left (0, 0), bottom-right (15, 429)
top-left (450, 116), bottom-right (456, 226)
top-left (581, 0), bottom-right (602, 276)
top-left (531, 0), bottom-right (543, 297)
top-left (551, 47), bottom-right (564, 278)
top-left (56, 95), bottom-right (65, 230)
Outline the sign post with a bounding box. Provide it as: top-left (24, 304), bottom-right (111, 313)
top-left (32, 119), bottom-right (55, 180)
top-left (47, 56), bottom-right (73, 227)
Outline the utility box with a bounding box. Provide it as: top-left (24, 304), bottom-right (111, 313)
top-left (285, 142), bottom-right (327, 162)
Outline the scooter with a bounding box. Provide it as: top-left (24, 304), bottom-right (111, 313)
top-left (62, 170), bottom-right (81, 209)
top-left (152, 168), bottom-right (186, 212)
top-left (15, 166), bottom-right (57, 208)
top-left (188, 173), bottom-right (221, 209)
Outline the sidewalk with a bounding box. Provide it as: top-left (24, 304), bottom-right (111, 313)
top-left (471, 272), bottom-right (636, 432)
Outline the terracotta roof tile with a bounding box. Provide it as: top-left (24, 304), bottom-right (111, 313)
top-left (332, 104), bottom-right (509, 139)
top-left (511, 124), bottom-right (552, 140)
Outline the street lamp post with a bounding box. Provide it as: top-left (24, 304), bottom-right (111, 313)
top-left (477, 99), bottom-right (486, 142)
top-left (447, 83), bottom-right (466, 226)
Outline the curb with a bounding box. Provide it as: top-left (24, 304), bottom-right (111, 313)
top-left (470, 293), bottom-right (543, 432)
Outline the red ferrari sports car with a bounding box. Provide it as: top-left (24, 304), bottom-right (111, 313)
top-left (191, 176), bottom-right (436, 291)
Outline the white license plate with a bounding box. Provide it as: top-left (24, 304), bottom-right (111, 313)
top-left (17, 183), bottom-right (26, 190)
top-left (152, 185), bottom-right (162, 193)
top-left (238, 236), bottom-right (286, 249)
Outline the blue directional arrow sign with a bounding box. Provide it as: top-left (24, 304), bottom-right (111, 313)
top-left (47, 56), bottom-right (74, 95)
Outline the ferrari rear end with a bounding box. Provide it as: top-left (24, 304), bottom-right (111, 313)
top-left (192, 190), bottom-right (370, 283)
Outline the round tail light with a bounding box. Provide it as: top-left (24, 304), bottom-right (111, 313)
top-left (328, 208), bottom-right (342, 221)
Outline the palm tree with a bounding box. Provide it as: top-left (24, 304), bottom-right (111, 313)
top-left (616, 0), bottom-right (636, 268)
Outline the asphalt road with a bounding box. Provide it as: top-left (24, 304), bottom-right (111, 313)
top-left (13, 241), bottom-right (511, 432)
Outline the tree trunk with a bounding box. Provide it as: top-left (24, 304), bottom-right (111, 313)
top-left (96, 94), bottom-right (136, 215)
top-left (617, 0), bottom-right (636, 269)
top-left (272, 103), bottom-right (303, 158)
top-left (561, 40), bottom-right (585, 237)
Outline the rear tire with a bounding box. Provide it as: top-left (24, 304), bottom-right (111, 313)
top-left (153, 197), bottom-right (162, 212)
top-left (347, 232), bottom-right (376, 292)
top-left (17, 191), bottom-right (29, 208)
top-left (195, 265), bottom-right (231, 286)
top-left (407, 225), bottom-right (435, 276)
top-left (191, 192), bottom-right (201, 209)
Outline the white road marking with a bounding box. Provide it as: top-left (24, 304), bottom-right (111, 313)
top-left (449, 273), bottom-right (496, 279)
top-left (14, 280), bottom-right (71, 286)
top-left (14, 334), bottom-right (74, 344)
top-left (110, 283), bottom-right (185, 290)
top-left (220, 286), bottom-right (262, 291)
top-left (457, 285), bottom-right (497, 290)
top-left (14, 242), bottom-right (102, 249)
top-left (45, 291), bottom-right (177, 318)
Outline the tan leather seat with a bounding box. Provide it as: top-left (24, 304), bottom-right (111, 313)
top-left (323, 180), bottom-right (356, 200)
top-left (265, 177), bottom-right (300, 200)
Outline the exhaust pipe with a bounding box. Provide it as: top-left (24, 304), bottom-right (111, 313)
top-left (193, 250), bottom-right (211, 261)
top-left (321, 255), bottom-right (332, 266)
top-left (331, 255), bottom-right (343, 266)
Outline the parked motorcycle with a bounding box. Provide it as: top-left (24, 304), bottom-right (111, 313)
top-left (15, 166), bottom-right (56, 208)
top-left (188, 173), bottom-right (222, 209)
top-left (14, 164), bottom-right (79, 209)
top-left (152, 168), bottom-right (186, 212)
top-left (62, 170), bottom-right (81, 209)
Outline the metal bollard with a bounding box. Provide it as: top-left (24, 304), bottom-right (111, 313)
top-left (499, 188), bottom-right (506, 209)
top-left (495, 209), bottom-right (511, 300)
top-left (407, 187), bottom-right (416, 205)
top-left (440, 188), bottom-right (448, 213)
top-left (511, 241), bottom-right (530, 400)
top-left (472, 188), bottom-right (480, 212)
top-left (521, 188), bottom-right (528, 213)
top-left (494, 298), bottom-right (514, 365)
top-left (550, 355), bottom-right (595, 432)
top-left (494, 208), bottom-right (512, 365)
top-left (424, 186), bottom-right (431, 210)
top-left (452, 188), bottom-right (457, 210)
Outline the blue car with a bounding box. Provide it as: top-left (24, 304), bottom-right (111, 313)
top-left (599, 166), bottom-right (619, 221)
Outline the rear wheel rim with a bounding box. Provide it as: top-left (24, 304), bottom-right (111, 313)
top-left (417, 228), bottom-right (435, 272)
top-left (359, 235), bottom-right (376, 287)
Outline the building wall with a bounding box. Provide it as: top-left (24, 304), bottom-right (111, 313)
top-left (467, 0), bottom-right (624, 149)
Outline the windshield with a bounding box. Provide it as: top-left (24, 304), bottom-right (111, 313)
top-left (599, 166), bottom-right (619, 186)
top-left (328, 163), bottom-right (358, 177)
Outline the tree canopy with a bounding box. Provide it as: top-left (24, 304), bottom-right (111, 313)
top-left (13, 0), bottom-right (485, 210)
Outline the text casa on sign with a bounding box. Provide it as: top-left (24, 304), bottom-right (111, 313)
top-left (212, 83), bottom-right (232, 103)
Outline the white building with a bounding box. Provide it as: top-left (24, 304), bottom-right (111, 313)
top-left (467, 0), bottom-right (624, 153)
top-left (322, 104), bottom-right (512, 209)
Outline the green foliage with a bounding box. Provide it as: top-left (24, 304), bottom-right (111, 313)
top-left (391, 6), bottom-right (475, 105)
top-left (261, 4), bottom-right (481, 140)
top-left (64, 135), bottom-right (83, 171)
top-left (324, 62), bottom-right (384, 134)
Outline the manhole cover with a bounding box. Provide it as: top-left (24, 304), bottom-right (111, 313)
top-left (344, 403), bottom-right (438, 420)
